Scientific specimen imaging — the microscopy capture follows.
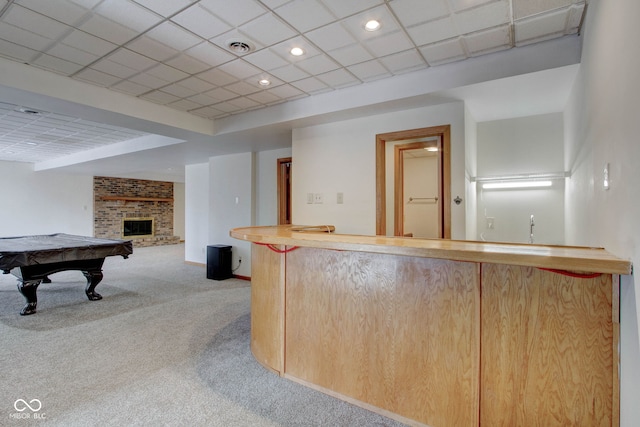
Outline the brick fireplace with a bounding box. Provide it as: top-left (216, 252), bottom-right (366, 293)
top-left (94, 176), bottom-right (180, 247)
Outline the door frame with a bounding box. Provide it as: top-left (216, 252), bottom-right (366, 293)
top-left (376, 125), bottom-right (451, 238)
top-left (394, 140), bottom-right (443, 238)
top-left (277, 157), bottom-right (292, 225)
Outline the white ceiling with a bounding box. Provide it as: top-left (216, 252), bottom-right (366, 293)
top-left (0, 0), bottom-right (586, 181)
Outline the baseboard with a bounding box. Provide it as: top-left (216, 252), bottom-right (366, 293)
top-left (233, 274), bottom-right (251, 281)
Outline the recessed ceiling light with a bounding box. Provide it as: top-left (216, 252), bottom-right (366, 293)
top-left (26, 142), bottom-right (38, 146)
top-left (290, 47), bottom-right (304, 56)
top-left (425, 147), bottom-right (438, 152)
top-left (365, 20), bottom-right (381, 31)
top-left (258, 79), bottom-right (271, 86)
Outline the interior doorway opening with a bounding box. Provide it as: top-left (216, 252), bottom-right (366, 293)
top-left (277, 157), bottom-right (292, 225)
top-left (376, 125), bottom-right (451, 238)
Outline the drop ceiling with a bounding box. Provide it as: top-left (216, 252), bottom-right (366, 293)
top-left (0, 0), bottom-right (586, 178)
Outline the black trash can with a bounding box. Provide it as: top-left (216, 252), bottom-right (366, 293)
top-left (206, 245), bottom-right (232, 280)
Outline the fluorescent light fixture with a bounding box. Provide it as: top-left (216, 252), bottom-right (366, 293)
top-left (483, 181), bottom-right (553, 189)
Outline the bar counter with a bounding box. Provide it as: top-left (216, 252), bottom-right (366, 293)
top-left (230, 225), bottom-right (632, 427)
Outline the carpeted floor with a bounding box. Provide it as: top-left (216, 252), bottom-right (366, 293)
top-left (0, 243), bottom-right (406, 426)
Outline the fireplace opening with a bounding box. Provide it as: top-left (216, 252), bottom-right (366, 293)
top-left (123, 217), bottom-right (154, 238)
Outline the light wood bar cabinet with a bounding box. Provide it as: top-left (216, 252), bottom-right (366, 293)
top-left (230, 225), bottom-right (631, 427)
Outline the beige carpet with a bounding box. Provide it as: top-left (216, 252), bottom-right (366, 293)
top-left (0, 243), bottom-right (405, 426)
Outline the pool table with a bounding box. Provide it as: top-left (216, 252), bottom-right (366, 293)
top-left (0, 233), bottom-right (133, 315)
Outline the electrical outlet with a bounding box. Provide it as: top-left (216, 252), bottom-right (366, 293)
top-left (314, 193), bottom-right (323, 204)
top-left (307, 193), bottom-right (314, 204)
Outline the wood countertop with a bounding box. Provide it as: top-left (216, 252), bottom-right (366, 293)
top-left (230, 225), bottom-right (632, 275)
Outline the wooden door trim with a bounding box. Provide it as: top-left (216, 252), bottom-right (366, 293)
top-left (376, 125), bottom-right (451, 238)
top-left (394, 141), bottom-right (443, 237)
top-left (277, 157), bottom-right (292, 225)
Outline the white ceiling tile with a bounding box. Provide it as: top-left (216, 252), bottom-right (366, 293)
top-left (260, 0), bottom-right (290, 8)
top-left (160, 83), bottom-right (198, 98)
top-left (132, 0), bottom-right (195, 17)
top-left (246, 90), bottom-right (281, 104)
top-left (74, 68), bottom-right (122, 86)
top-left (167, 98), bottom-right (202, 111)
top-left (185, 42), bottom-right (235, 67)
top-left (320, 0), bottom-right (385, 19)
top-left (190, 106), bottom-right (227, 119)
top-left (226, 81), bottom-right (261, 96)
top-left (378, 49), bottom-right (426, 74)
top-left (295, 54), bottom-right (340, 75)
top-left (406, 16), bottom-right (458, 46)
top-left (464, 25), bottom-right (511, 55)
top-left (0, 39), bottom-right (39, 62)
top-left (140, 90), bottom-right (181, 104)
top-left (218, 60), bottom-right (263, 80)
top-left (187, 93), bottom-right (220, 105)
top-left (145, 63), bottom-right (190, 83)
top-left (46, 43), bottom-right (99, 65)
top-left (95, 0), bottom-right (162, 32)
top-left (347, 59), bottom-right (390, 81)
top-left (239, 13), bottom-right (297, 47)
top-left (108, 48), bottom-right (158, 71)
top-left (79, 14), bottom-right (138, 45)
top-left (176, 76), bottom-right (216, 93)
top-left (450, 0), bottom-right (496, 12)
top-left (267, 84), bottom-right (306, 100)
top-left (364, 30), bottom-right (414, 57)
top-left (243, 49), bottom-right (290, 71)
top-left (128, 72), bottom-right (174, 89)
top-left (34, 55), bottom-right (95, 75)
top-left (228, 97), bottom-right (261, 109)
top-left (275, 0), bottom-right (335, 32)
top-left (419, 38), bottom-right (466, 65)
top-left (127, 36), bottom-right (180, 61)
top-left (16, 0), bottom-right (90, 26)
top-left (453, 1), bottom-right (510, 34)
top-left (171, 5), bottom-right (232, 39)
top-left (306, 22), bottom-right (357, 52)
top-left (111, 79), bottom-right (153, 95)
top-left (328, 43), bottom-right (373, 67)
top-left (514, 8), bottom-right (568, 44)
top-left (165, 54), bottom-right (210, 74)
top-left (91, 59), bottom-right (139, 79)
top-left (197, 68), bottom-right (239, 86)
top-left (566, 4), bottom-right (586, 32)
top-left (3, 5), bottom-right (72, 39)
top-left (290, 76), bottom-right (331, 94)
top-left (269, 64), bottom-right (310, 82)
top-left (204, 87), bottom-right (238, 102)
top-left (145, 22), bottom-right (203, 51)
top-left (389, 0), bottom-right (449, 27)
top-left (513, 0), bottom-right (573, 19)
top-left (60, 30), bottom-right (118, 57)
top-left (200, 0), bottom-right (267, 27)
top-left (0, 22), bottom-right (54, 51)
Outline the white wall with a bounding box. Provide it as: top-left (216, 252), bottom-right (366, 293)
top-left (173, 182), bottom-right (185, 240)
top-left (476, 114), bottom-right (565, 244)
top-left (184, 163), bottom-right (209, 264)
top-left (464, 105), bottom-right (478, 240)
top-left (256, 147), bottom-right (292, 226)
top-left (564, 0), bottom-right (640, 424)
top-left (0, 161), bottom-right (93, 237)
top-left (292, 102), bottom-right (466, 237)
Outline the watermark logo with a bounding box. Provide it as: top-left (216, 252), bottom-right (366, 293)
top-left (10, 399), bottom-right (46, 420)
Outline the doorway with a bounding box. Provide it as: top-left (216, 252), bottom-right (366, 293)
top-left (395, 139), bottom-right (442, 238)
top-left (376, 125), bottom-right (451, 238)
top-left (277, 157), bottom-right (292, 225)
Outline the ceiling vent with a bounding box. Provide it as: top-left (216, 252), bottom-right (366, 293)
top-left (226, 39), bottom-right (254, 54)
top-left (18, 107), bottom-right (41, 115)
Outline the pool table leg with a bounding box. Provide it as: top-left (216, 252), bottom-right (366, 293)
top-left (17, 280), bottom-right (41, 316)
top-left (83, 270), bottom-right (103, 301)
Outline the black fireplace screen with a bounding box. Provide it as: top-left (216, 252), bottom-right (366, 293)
top-left (123, 218), bottom-right (154, 237)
